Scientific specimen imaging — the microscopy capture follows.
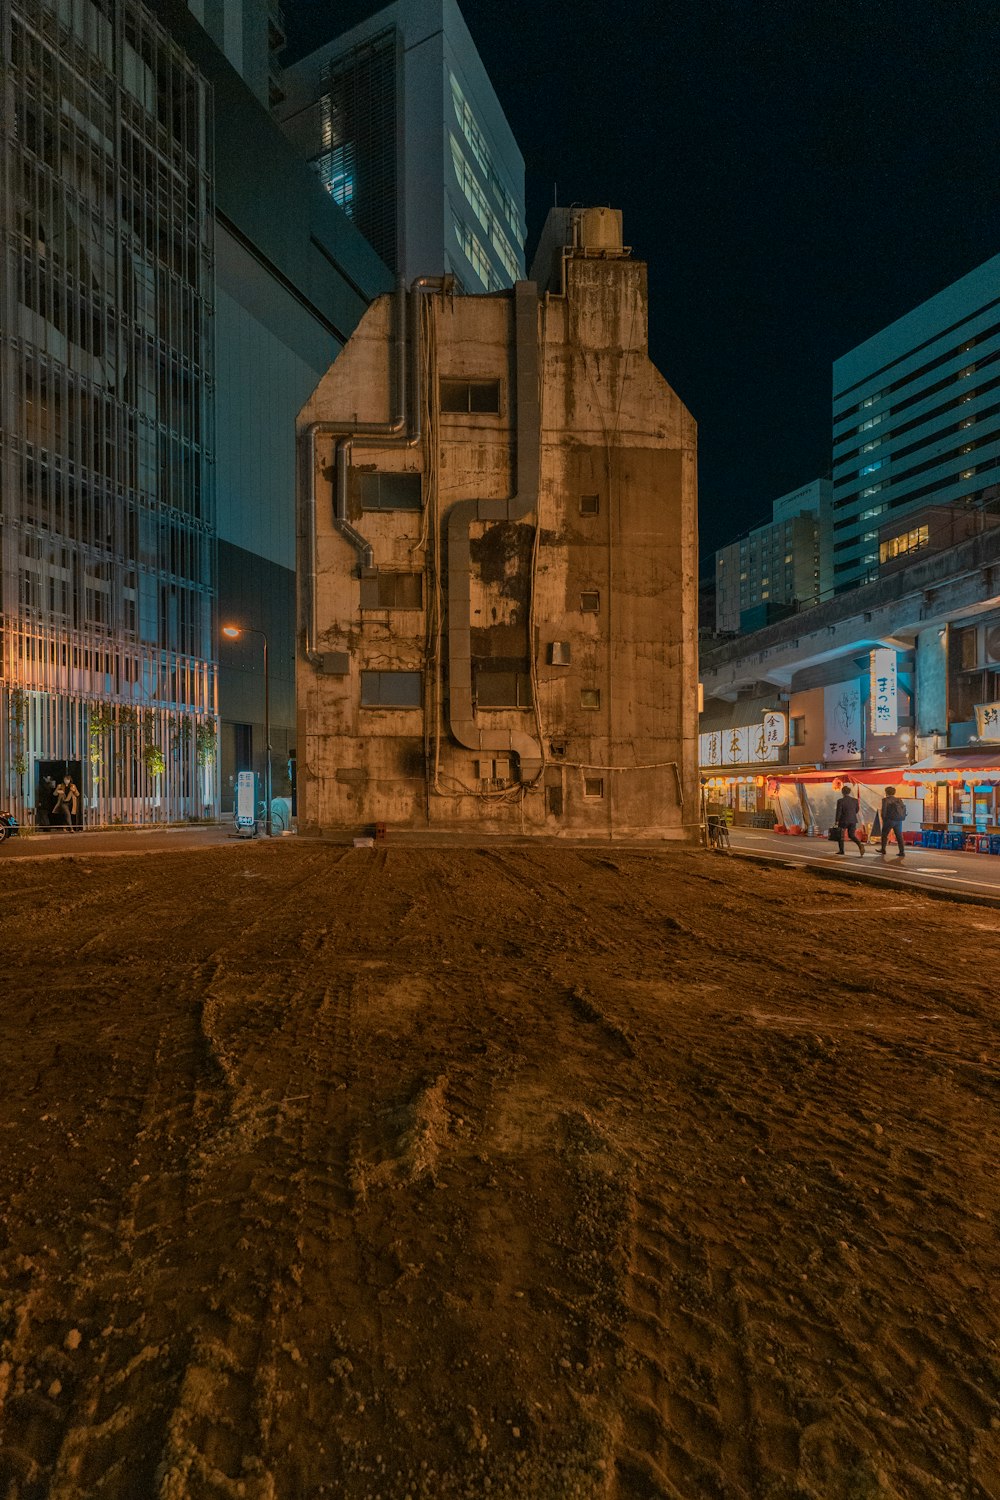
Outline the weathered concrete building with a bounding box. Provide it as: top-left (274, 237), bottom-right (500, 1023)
top-left (296, 208), bottom-right (698, 838)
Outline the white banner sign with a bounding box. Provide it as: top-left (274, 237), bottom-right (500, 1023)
top-left (762, 711), bottom-right (787, 748)
top-left (869, 648), bottom-right (898, 735)
top-left (699, 726), bottom-right (781, 767)
top-left (975, 701), bottom-right (1000, 740)
top-left (823, 682), bottom-right (862, 762)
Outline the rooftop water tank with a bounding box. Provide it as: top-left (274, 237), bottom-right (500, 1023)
top-left (575, 207), bottom-right (623, 254)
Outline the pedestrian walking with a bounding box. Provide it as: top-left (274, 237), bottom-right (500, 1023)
top-left (879, 786), bottom-right (907, 858)
top-left (834, 782), bottom-right (865, 856)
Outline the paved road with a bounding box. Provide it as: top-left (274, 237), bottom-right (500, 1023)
top-left (0, 823), bottom-right (246, 861)
top-left (728, 825), bottom-right (1000, 906)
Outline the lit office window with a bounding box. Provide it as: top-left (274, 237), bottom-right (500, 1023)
top-left (449, 135), bottom-right (521, 283)
top-left (452, 211), bottom-right (495, 290)
top-left (449, 73), bottom-right (523, 242)
top-left (878, 524), bottom-right (930, 565)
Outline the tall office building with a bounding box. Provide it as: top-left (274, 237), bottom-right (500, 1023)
top-left (1, 0), bottom-right (389, 825)
top-left (183, 0), bottom-right (286, 105)
top-left (276, 0), bottom-right (526, 289)
top-left (714, 480), bottom-right (825, 633)
top-left (170, 1), bottom-right (391, 811)
top-left (2, 0), bottom-right (216, 824)
top-left (829, 253), bottom-right (1000, 595)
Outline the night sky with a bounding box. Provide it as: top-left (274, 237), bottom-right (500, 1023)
top-left (282, 0), bottom-right (1000, 564)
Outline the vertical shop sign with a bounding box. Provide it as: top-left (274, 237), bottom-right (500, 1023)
top-left (823, 682), bottom-right (862, 761)
top-left (762, 711), bottom-right (787, 747)
top-left (974, 702), bottom-right (1000, 740)
top-left (869, 648), bottom-right (898, 735)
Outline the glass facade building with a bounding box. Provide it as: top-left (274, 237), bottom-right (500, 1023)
top-left (830, 253), bottom-right (1000, 594)
top-left (2, 0), bottom-right (217, 824)
top-left (2, 0), bottom-right (391, 828)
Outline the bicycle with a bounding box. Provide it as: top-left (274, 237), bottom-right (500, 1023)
top-left (706, 815), bottom-right (731, 851)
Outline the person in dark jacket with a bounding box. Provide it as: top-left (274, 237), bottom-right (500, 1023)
top-left (879, 786), bottom-right (907, 858)
top-left (834, 783), bottom-right (865, 856)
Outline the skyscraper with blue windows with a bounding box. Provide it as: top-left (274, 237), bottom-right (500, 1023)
top-left (828, 254), bottom-right (1000, 595)
top-left (276, 0), bottom-right (526, 291)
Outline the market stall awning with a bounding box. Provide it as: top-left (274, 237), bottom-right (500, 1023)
top-left (765, 768), bottom-right (903, 787)
top-left (901, 751), bottom-right (1000, 785)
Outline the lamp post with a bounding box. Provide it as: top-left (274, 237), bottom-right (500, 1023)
top-left (222, 624), bottom-right (270, 837)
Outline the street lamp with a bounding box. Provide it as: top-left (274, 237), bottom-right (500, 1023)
top-left (222, 623), bottom-right (271, 837)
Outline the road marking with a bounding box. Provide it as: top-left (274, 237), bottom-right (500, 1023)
top-left (916, 867), bottom-right (957, 874)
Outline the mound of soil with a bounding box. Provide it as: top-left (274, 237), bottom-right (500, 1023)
top-left (1, 842), bottom-right (998, 1499)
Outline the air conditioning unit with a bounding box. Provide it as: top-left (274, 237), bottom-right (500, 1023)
top-left (985, 625), bottom-right (1000, 663)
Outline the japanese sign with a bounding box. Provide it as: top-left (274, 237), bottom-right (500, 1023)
top-left (974, 701), bottom-right (1000, 740)
top-left (869, 647), bottom-right (898, 735)
top-left (823, 682), bottom-right (862, 762)
top-left (762, 711), bottom-right (787, 748)
top-left (699, 726), bottom-right (780, 766)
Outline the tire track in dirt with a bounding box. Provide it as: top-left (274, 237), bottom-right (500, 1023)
top-left (150, 847), bottom-right (435, 1496)
top-left (151, 955), bottom-right (361, 1496)
top-left (1, 965), bottom-right (229, 1499)
top-left (591, 966), bottom-right (1000, 1500)
top-left (3, 843), bottom-right (1000, 1499)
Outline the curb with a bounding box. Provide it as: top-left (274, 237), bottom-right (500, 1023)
top-left (727, 846), bottom-right (1000, 912)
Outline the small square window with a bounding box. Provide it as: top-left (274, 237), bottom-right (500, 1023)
top-left (580, 688), bottom-right (601, 709)
top-left (360, 670), bottom-right (422, 707)
top-left (476, 670), bottom-right (532, 707)
top-left (359, 571), bottom-right (423, 609)
top-left (440, 378), bottom-right (501, 414)
top-left (584, 776), bottom-right (604, 797)
top-left (580, 591), bottom-right (600, 613)
top-left (579, 494), bottom-right (600, 515)
top-left (359, 471), bottom-right (422, 511)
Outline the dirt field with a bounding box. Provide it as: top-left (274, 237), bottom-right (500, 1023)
top-left (0, 840), bottom-right (998, 1500)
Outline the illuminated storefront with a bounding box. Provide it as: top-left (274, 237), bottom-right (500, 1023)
top-left (902, 755), bottom-right (1000, 833)
top-left (699, 711), bottom-right (786, 824)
